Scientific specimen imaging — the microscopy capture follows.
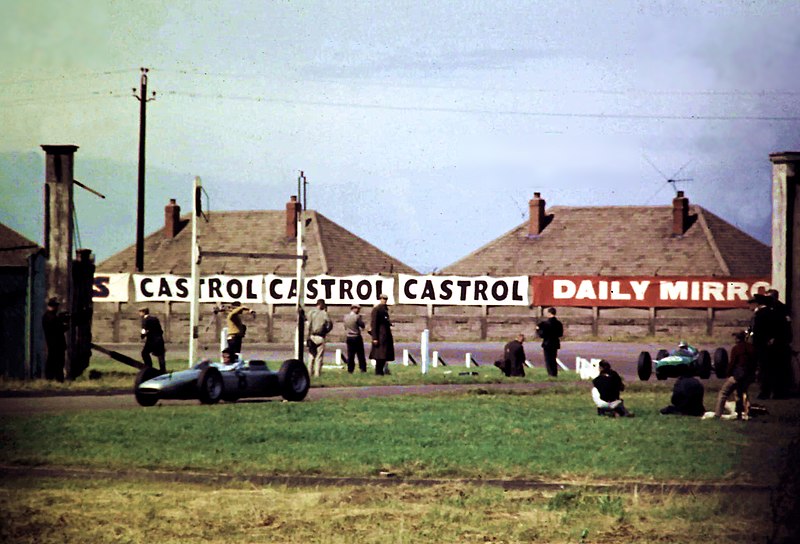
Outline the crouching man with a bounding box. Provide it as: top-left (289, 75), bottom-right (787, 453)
top-left (591, 360), bottom-right (634, 417)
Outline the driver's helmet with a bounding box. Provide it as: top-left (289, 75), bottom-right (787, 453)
top-left (678, 340), bottom-right (688, 349)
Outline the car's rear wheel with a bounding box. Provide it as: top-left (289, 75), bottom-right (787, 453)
top-left (134, 367), bottom-right (161, 407)
top-left (697, 350), bottom-right (712, 379)
top-left (713, 348), bottom-right (729, 378)
top-left (656, 349), bottom-right (669, 361)
top-left (637, 351), bottom-right (652, 381)
top-left (278, 359), bottom-right (310, 401)
top-left (197, 367), bottom-right (223, 404)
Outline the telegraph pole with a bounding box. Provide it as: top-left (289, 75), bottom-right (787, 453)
top-left (132, 67), bottom-right (156, 272)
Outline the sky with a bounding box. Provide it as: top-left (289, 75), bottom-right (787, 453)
top-left (1, 1), bottom-right (799, 273)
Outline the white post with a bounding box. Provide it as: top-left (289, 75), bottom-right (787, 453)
top-left (465, 352), bottom-right (471, 368)
top-left (420, 328), bottom-right (429, 374)
top-left (294, 176), bottom-right (306, 362)
top-left (432, 350), bottom-right (439, 368)
top-left (188, 176), bottom-right (202, 367)
top-left (403, 349), bottom-right (410, 366)
top-left (335, 348), bottom-right (343, 367)
top-left (220, 327), bottom-right (228, 355)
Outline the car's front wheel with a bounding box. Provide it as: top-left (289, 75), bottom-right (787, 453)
top-left (197, 367), bottom-right (223, 404)
top-left (134, 367), bottom-right (161, 407)
top-left (278, 359), bottom-right (310, 401)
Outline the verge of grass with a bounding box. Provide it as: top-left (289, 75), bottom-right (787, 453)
top-left (1, 387), bottom-right (794, 484)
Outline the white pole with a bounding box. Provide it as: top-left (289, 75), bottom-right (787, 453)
top-left (294, 180), bottom-right (306, 362)
top-left (421, 328), bottom-right (429, 374)
top-left (335, 348), bottom-right (343, 367)
top-left (188, 176), bottom-right (201, 367)
top-left (432, 350), bottom-right (439, 368)
top-left (403, 349), bottom-right (410, 366)
top-left (220, 327), bottom-right (228, 356)
top-left (465, 352), bottom-right (471, 368)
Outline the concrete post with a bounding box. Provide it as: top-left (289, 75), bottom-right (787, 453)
top-left (770, 152), bottom-right (800, 382)
top-left (42, 144), bottom-right (78, 378)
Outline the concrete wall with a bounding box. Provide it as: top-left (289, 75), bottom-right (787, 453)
top-left (91, 301), bottom-right (754, 346)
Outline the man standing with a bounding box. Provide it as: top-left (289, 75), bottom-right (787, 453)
top-left (225, 301), bottom-right (255, 357)
top-left (369, 294), bottom-right (394, 376)
top-left (139, 307), bottom-right (166, 373)
top-left (343, 304), bottom-right (367, 373)
top-left (42, 297), bottom-right (67, 381)
top-left (498, 333), bottom-right (527, 377)
top-left (536, 307), bottom-right (563, 377)
top-left (767, 288), bottom-right (793, 399)
top-left (749, 294), bottom-right (774, 399)
top-left (307, 299), bottom-right (333, 377)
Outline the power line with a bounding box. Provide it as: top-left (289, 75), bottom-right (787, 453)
top-left (0, 68), bottom-right (137, 86)
top-left (158, 89), bottom-right (800, 122)
top-left (0, 90), bottom-right (129, 106)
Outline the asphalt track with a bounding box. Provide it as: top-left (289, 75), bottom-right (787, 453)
top-left (0, 341), bottom-right (727, 415)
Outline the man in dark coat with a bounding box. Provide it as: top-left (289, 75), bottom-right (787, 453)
top-left (42, 297), bottom-right (67, 381)
top-left (139, 307), bottom-right (166, 373)
top-left (536, 307), bottom-right (563, 377)
top-left (369, 294), bottom-right (394, 376)
top-left (766, 289), bottom-right (793, 399)
top-left (496, 333), bottom-right (526, 377)
top-left (749, 294), bottom-right (776, 399)
top-left (660, 373), bottom-right (706, 416)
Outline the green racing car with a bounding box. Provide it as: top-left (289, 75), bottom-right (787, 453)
top-left (637, 342), bottom-right (728, 381)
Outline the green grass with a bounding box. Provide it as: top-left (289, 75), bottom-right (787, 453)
top-left (1, 387), bottom-right (793, 484)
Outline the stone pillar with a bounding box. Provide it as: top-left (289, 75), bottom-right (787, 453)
top-left (770, 152), bottom-right (800, 363)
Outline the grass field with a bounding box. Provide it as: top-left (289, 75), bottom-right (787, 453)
top-left (2, 372), bottom-right (799, 542)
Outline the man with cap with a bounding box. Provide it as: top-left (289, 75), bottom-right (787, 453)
top-left (343, 304), bottom-right (367, 373)
top-left (42, 297), bottom-right (68, 381)
top-left (712, 331), bottom-right (756, 419)
top-left (138, 307), bottom-right (166, 373)
top-left (369, 294), bottom-right (394, 376)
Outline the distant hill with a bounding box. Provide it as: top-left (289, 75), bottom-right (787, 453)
top-left (0, 151), bottom-right (190, 262)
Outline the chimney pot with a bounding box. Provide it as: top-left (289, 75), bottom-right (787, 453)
top-left (529, 193), bottom-right (546, 236)
top-left (164, 199), bottom-right (181, 238)
top-left (286, 195), bottom-right (300, 238)
top-left (672, 192), bottom-right (689, 236)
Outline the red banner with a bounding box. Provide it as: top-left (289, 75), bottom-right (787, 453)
top-left (531, 276), bottom-right (770, 308)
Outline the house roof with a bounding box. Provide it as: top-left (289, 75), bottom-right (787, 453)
top-left (0, 223), bottom-right (41, 267)
top-left (440, 204), bottom-right (771, 277)
top-left (96, 208), bottom-right (417, 275)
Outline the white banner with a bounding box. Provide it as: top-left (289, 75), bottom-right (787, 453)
top-left (134, 274), bottom-right (264, 303)
top-left (398, 274), bottom-right (529, 306)
top-left (265, 274), bottom-right (394, 305)
top-left (92, 273), bottom-right (130, 302)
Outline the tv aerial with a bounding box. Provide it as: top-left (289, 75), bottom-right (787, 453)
top-left (643, 155), bottom-right (693, 203)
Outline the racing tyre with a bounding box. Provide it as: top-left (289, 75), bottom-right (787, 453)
top-left (697, 350), bottom-right (712, 379)
top-left (713, 348), bottom-right (729, 378)
top-left (134, 366), bottom-right (161, 407)
top-left (637, 351), bottom-right (652, 381)
top-left (656, 349), bottom-right (669, 361)
top-left (197, 366), bottom-right (223, 404)
top-left (278, 359), bottom-right (310, 401)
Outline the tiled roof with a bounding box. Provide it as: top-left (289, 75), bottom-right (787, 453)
top-left (441, 205), bottom-right (770, 277)
top-left (96, 209), bottom-right (417, 275)
top-left (0, 223), bottom-right (41, 267)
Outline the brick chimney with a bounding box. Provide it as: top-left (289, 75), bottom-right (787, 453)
top-left (286, 195), bottom-right (300, 238)
top-left (529, 192), bottom-right (546, 236)
top-left (164, 199), bottom-right (181, 238)
top-left (672, 191), bottom-right (689, 236)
